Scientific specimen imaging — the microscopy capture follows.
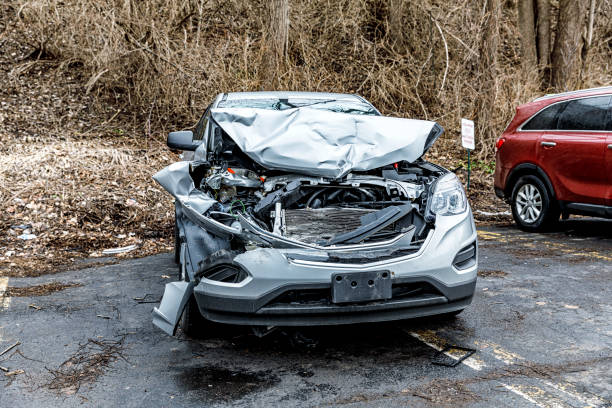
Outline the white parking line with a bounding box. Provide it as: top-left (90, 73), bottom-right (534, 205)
top-left (0, 277), bottom-right (10, 310)
top-left (502, 383), bottom-right (541, 405)
top-left (406, 329), bottom-right (604, 407)
top-left (541, 379), bottom-right (608, 407)
top-left (405, 329), bottom-right (485, 370)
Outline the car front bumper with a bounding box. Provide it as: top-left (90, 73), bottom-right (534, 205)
top-left (192, 209), bottom-right (478, 326)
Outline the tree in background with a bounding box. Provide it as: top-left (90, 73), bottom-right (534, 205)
top-left (477, 0), bottom-right (502, 155)
top-left (518, 0), bottom-right (538, 70)
top-left (261, 0), bottom-right (289, 87)
top-left (518, 0), bottom-right (593, 91)
top-left (535, 0), bottom-right (551, 69)
top-left (551, 0), bottom-right (588, 90)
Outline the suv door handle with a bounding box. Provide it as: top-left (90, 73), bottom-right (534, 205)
top-left (541, 141), bottom-right (557, 147)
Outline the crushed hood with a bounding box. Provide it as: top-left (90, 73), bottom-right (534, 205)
top-left (211, 107), bottom-right (443, 179)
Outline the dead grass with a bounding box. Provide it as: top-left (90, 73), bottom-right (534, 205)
top-left (7, 0), bottom-right (611, 154)
top-left (0, 137), bottom-right (176, 277)
top-left (0, 1), bottom-right (610, 274)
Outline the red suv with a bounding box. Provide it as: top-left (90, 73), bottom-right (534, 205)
top-left (494, 86), bottom-right (612, 231)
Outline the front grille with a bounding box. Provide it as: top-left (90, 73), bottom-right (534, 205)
top-left (392, 282), bottom-right (441, 299)
top-left (324, 248), bottom-right (420, 264)
top-left (453, 242), bottom-right (477, 270)
top-left (284, 208), bottom-right (395, 244)
top-left (267, 289), bottom-right (331, 306)
top-left (263, 281), bottom-right (441, 308)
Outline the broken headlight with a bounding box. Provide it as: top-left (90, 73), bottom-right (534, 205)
top-left (429, 173), bottom-right (467, 216)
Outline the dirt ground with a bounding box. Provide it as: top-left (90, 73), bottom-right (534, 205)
top-left (0, 23), bottom-right (179, 277)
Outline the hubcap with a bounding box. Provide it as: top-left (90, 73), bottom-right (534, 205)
top-left (515, 184), bottom-right (543, 224)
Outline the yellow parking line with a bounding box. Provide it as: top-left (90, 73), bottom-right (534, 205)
top-left (474, 340), bottom-right (525, 365)
top-left (477, 231), bottom-right (503, 240)
top-left (476, 230), bottom-right (612, 261)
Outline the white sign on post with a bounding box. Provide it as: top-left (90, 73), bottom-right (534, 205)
top-left (461, 118), bottom-right (475, 150)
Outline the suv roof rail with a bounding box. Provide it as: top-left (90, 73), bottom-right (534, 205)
top-left (533, 86), bottom-right (612, 102)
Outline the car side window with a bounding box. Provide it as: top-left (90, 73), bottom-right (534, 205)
top-left (607, 100), bottom-right (612, 131)
top-left (193, 104), bottom-right (212, 141)
top-left (556, 96), bottom-right (610, 131)
top-left (521, 101), bottom-right (568, 130)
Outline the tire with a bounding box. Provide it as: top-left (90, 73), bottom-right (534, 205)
top-left (181, 295), bottom-right (208, 338)
top-left (510, 175), bottom-right (559, 232)
top-left (173, 220), bottom-right (181, 264)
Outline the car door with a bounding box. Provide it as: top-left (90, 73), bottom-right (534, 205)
top-left (606, 98), bottom-right (612, 207)
top-left (537, 95), bottom-right (610, 205)
top-left (607, 134), bottom-right (612, 208)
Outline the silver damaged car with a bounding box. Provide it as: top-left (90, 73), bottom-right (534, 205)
top-left (152, 92), bottom-right (477, 336)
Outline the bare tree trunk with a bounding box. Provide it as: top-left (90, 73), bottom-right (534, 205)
top-left (586, 0), bottom-right (596, 47)
top-left (260, 0), bottom-right (289, 88)
top-left (388, 0), bottom-right (405, 49)
top-left (477, 0), bottom-right (501, 157)
top-left (581, 0), bottom-right (596, 73)
top-left (267, 0), bottom-right (289, 63)
top-left (535, 0), bottom-right (551, 68)
top-left (551, 0), bottom-right (587, 90)
top-left (518, 0), bottom-right (538, 69)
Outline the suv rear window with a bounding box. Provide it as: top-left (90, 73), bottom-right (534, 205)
top-left (522, 102), bottom-right (566, 130)
top-left (522, 95), bottom-right (611, 131)
top-left (557, 96), bottom-right (610, 131)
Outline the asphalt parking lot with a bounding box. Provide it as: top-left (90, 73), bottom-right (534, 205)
top-left (1, 219), bottom-right (611, 407)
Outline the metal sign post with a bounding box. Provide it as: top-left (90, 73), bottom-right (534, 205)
top-left (461, 119), bottom-right (475, 191)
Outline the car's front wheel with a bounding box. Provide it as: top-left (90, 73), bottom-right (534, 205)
top-left (511, 175), bottom-right (559, 232)
top-left (181, 295), bottom-right (209, 338)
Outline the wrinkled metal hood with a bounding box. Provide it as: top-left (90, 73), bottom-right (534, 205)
top-left (211, 107), bottom-right (443, 179)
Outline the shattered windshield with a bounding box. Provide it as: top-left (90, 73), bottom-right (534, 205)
top-left (217, 98), bottom-right (379, 116)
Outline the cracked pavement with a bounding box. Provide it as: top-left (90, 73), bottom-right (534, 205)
top-left (0, 219), bottom-right (610, 407)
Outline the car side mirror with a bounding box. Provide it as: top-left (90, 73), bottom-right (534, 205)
top-left (167, 130), bottom-right (199, 151)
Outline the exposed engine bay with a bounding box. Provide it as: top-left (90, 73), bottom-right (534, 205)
top-left (190, 159), bottom-right (445, 249)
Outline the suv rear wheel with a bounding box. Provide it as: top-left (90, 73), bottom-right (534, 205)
top-left (511, 175), bottom-right (559, 232)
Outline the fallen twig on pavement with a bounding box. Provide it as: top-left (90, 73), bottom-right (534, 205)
top-left (0, 341), bottom-right (20, 357)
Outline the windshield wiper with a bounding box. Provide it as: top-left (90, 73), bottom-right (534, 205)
top-left (276, 99), bottom-right (337, 110)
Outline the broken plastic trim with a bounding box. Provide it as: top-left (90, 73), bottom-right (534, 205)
top-left (152, 281), bottom-right (195, 336)
top-left (181, 202), bottom-right (241, 238)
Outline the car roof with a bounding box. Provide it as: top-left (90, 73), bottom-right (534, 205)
top-left (532, 86), bottom-right (612, 102)
top-left (222, 91), bottom-right (365, 102)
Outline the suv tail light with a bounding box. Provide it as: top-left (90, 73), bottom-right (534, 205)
top-left (495, 137), bottom-right (505, 152)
